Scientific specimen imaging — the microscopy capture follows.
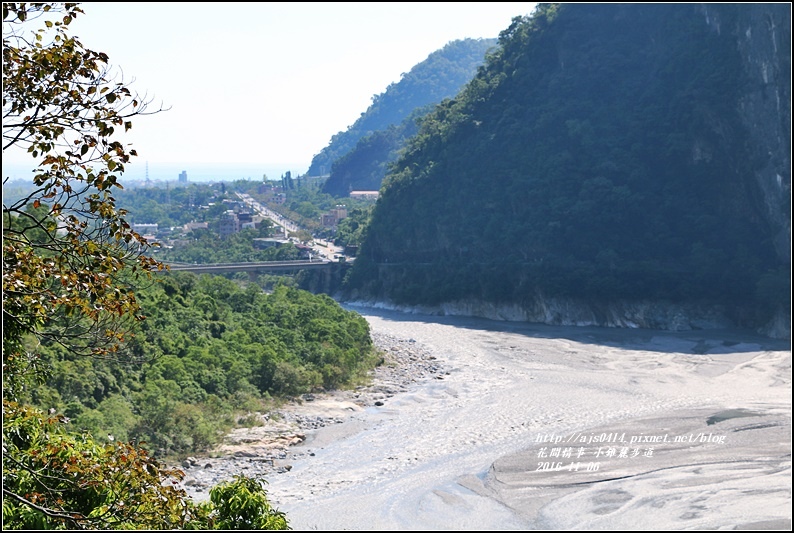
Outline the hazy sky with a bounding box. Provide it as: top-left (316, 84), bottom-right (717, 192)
top-left (4, 2), bottom-right (537, 181)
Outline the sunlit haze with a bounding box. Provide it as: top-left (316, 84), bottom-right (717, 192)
top-left (3, 2), bottom-right (537, 182)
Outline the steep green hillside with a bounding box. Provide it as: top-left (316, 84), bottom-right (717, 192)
top-left (323, 111), bottom-right (422, 196)
top-left (307, 38), bottom-right (497, 187)
top-left (346, 4), bottom-right (790, 330)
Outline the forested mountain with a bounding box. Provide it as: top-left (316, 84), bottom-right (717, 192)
top-left (322, 111), bottom-right (423, 197)
top-left (307, 38), bottom-right (498, 193)
top-left (345, 3), bottom-right (791, 336)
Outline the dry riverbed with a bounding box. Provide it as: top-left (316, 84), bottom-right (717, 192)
top-left (174, 332), bottom-right (448, 498)
top-left (175, 309), bottom-right (791, 530)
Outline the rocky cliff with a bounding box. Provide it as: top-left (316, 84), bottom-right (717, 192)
top-left (714, 3), bottom-right (791, 263)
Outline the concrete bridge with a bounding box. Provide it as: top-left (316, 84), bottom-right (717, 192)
top-left (164, 260), bottom-right (333, 281)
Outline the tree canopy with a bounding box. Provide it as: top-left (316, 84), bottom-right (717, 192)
top-left (2, 4), bottom-right (289, 528)
top-left (3, 2), bottom-right (165, 374)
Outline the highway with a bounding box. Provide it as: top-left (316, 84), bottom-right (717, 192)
top-left (235, 192), bottom-right (347, 261)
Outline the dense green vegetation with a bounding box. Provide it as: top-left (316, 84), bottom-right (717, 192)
top-left (308, 38), bottom-right (497, 186)
top-left (4, 400), bottom-right (288, 529)
top-left (335, 205), bottom-right (375, 249)
top-left (164, 228), bottom-right (302, 264)
top-left (346, 3), bottom-right (789, 327)
top-left (21, 274), bottom-right (376, 457)
top-left (324, 107), bottom-right (425, 196)
top-left (116, 182), bottom-right (227, 227)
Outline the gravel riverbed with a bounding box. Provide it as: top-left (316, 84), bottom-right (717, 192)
top-left (172, 310), bottom-right (790, 530)
top-left (173, 332), bottom-right (448, 500)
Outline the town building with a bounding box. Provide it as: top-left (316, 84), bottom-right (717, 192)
top-left (183, 221), bottom-right (209, 233)
top-left (218, 210), bottom-right (240, 239)
top-left (321, 205), bottom-right (348, 227)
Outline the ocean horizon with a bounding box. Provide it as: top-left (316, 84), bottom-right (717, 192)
top-left (3, 161), bottom-right (309, 184)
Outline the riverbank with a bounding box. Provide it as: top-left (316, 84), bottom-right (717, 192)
top-left (344, 297), bottom-right (791, 340)
top-left (175, 331), bottom-right (448, 498)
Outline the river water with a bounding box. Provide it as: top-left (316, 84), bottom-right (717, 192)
top-left (262, 306), bottom-right (792, 530)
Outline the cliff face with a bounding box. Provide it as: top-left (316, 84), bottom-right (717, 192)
top-left (345, 4), bottom-right (791, 338)
top-left (714, 3), bottom-right (791, 262)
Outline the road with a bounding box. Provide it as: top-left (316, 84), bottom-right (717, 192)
top-left (235, 192), bottom-right (346, 261)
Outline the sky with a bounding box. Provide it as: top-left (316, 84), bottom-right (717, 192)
top-left (3, 2), bottom-right (537, 182)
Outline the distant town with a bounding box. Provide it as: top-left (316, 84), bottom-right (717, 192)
top-left (122, 169), bottom-right (378, 262)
